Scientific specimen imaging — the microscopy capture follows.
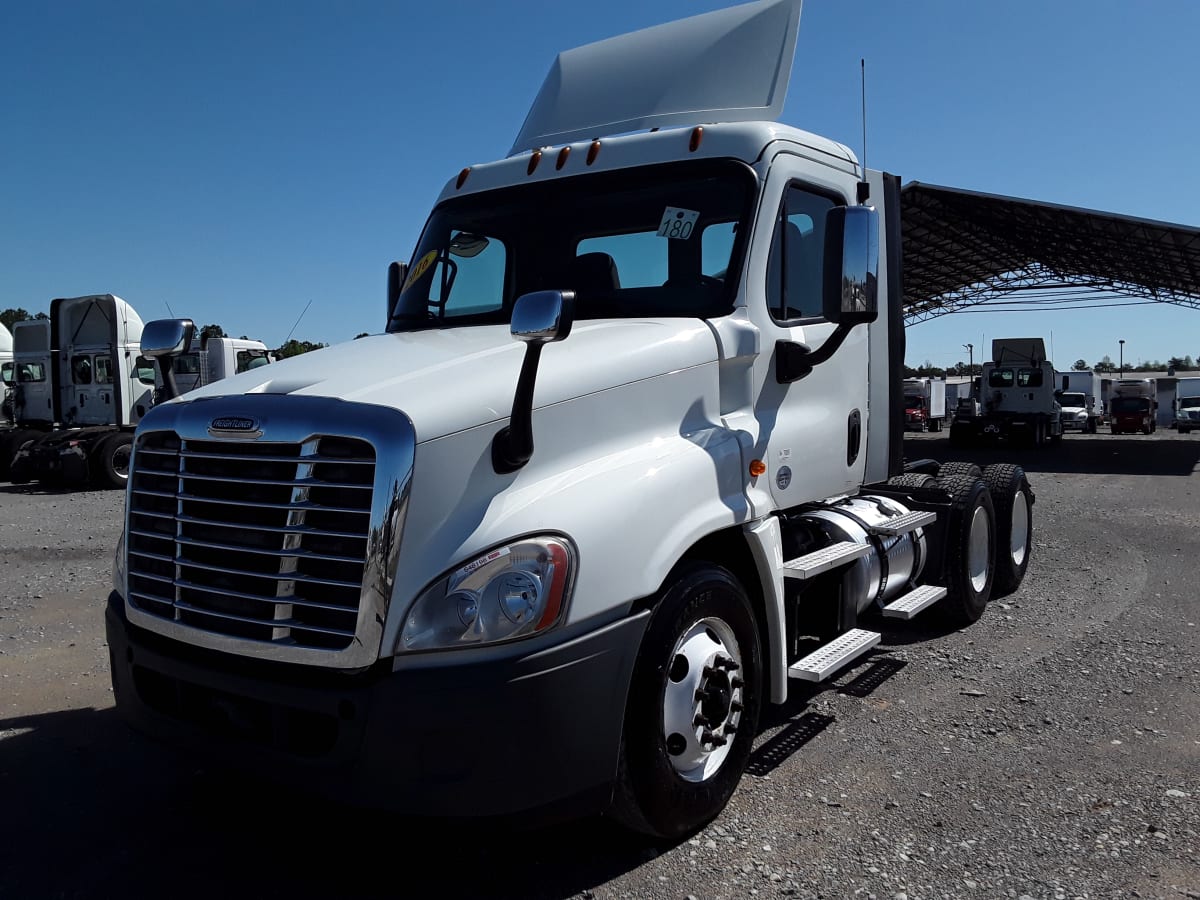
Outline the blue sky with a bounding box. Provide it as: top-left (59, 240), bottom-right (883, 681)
top-left (3, 0), bottom-right (1198, 366)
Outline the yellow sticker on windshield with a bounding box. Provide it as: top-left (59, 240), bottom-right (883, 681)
top-left (403, 250), bottom-right (438, 290)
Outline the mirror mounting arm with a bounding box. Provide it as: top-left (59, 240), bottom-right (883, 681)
top-left (492, 290), bottom-right (575, 475)
top-left (775, 324), bottom-right (854, 384)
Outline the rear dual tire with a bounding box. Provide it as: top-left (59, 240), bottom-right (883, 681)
top-left (981, 464), bottom-right (1033, 596)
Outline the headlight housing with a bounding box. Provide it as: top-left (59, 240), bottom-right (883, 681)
top-left (397, 536), bottom-right (575, 653)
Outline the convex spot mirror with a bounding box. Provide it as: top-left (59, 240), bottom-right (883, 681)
top-left (511, 290), bottom-right (575, 345)
top-left (822, 205), bottom-right (879, 326)
top-left (141, 318), bottom-right (195, 359)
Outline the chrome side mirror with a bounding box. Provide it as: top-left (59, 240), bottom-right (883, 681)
top-left (511, 290), bottom-right (575, 344)
top-left (140, 318), bottom-right (195, 359)
top-left (822, 205), bottom-right (879, 325)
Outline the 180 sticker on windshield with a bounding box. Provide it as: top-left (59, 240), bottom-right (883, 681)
top-left (657, 207), bottom-right (699, 240)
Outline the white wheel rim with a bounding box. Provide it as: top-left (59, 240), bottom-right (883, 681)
top-left (968, 505), bottom-right (992, 593)
top-left (1009, 490), bottom-right (1029, 567)
top-left (112, 446), bottom-right (131, 481)
top-left (662, 616), bottom-right (743, 783)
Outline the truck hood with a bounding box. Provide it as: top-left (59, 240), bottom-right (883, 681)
top-left (180, 319), bottom-right (719, 442)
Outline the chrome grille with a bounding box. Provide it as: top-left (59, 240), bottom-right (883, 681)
top-left (127, 431), bottom-right (376, 651)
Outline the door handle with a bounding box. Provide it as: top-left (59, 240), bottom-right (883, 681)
top-left (847, 409), bottom-right (862, 466)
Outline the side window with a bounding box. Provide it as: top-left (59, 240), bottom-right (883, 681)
top-left (989, 368), bottom-right (1015, 388)
top-left (766, 185), bottom-right (838, 321)
top-left (1, 362), bottom-right (12, 385)
top-left (94, 356), bottom-right (113, 385)
top-left (173, 353), bottom-right (201, 375)
top-left (427, 232), bottom-right (507, 318)
top-left (236, 350), bottom-right (270, 373)
top-left (72, 354), bottom-right (93, 385)
top-left (135, 356), bottom-right (157, 385)
top-left (18, 363), bottom-right (46, 383)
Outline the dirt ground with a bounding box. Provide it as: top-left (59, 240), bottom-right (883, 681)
top-left (0, 431), bottom-right (1197, 899)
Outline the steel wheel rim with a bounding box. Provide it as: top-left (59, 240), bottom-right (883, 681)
top-left (662, 616), bottom-right (743, 783)
top-left (968, 505), bottom-right (992, 593)
top-left (1009, 490), bottom-right (1029, 567)
top-left (113, 445), bottom-right (131, 481)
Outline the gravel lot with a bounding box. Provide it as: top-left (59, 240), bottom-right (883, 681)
top-left (0, 431), bottom-right (1197, 900)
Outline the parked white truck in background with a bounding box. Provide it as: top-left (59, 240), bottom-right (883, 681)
top-left (902, 377), bottom-right (947, 431)
top-left (1109, 378), bottom-right (1158, 435)
top-left (0, 323), bottom-right (13, 425)
top-left (951, 338), bottom-right (1062, 447)
top-left (1054, 370), bottom-right (1102, 433)
top-left (158, 333), bottom-right (272, 397)
top-left (7, 294), bottom-right (154, 488)
top-left (106, 0), bottom-right (1037, 839)
top-left (1173, 377), bottom-right (1200, 433)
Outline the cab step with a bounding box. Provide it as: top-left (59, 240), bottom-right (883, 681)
top-left (782, 541), bottom-right (870, 580)
top-left (869, 509), bottom-right (937, 536)
top-left (788, 628), bottom-right (881, 682)
top-left (881, 584), bottom-right (947, 620)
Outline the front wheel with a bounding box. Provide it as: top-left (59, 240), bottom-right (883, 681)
top-left (609, 563), bottom-right (762, 840)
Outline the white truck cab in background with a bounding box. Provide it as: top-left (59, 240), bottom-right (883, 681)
top-left (1175, 376), bottom-right (1200, 433)
top-left (1054, 370), bottom-right (1102, 433)
top-left (106, 0), bottom-right (1037, 838)
top-left (158, 334), bottom-right (272, 397)
top-left (952, 338), bottom-right (1062, 447)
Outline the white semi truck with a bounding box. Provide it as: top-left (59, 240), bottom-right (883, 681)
top-left (157, 333), bottom-right (272, 397)
top-left (0, 323), bottom-right (13, 425)
top-left (7, 294), bottom-right (154, 488)
top-left (951, 338), bottom-right (1062, 447)
top-left (1175, 376), bottom-right (1200, 433)
top-left (106, 0), bottom-right (1037, 839)
top-left (1054, 370), bottom-right (1102, 433)
top-left (902, 377), bottom-right (947, 431)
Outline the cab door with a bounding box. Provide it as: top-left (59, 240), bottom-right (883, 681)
top-left (747, 157), bottom-right (871, 507)
top-left (65, 349), bottom-right (115, 425)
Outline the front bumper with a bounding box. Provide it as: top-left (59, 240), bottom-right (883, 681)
top-left (106, 592), bottom-right (647, 820)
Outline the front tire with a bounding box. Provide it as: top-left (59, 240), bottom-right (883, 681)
top-left (609, 563), bottom-right (762, 840)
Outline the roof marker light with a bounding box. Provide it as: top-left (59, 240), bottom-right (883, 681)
top-left (749, 459), bottom-right (766, 477)
top-left (556, 146), bottom-right (570, 170)
top-left (456, 167), bottom-right (470, 189)
top-left (527, 150), bottom-right (542, 175)
top-left (689, 126), bottom-right (704, 152)
top-left (586, 140), bottom-right (601, 166)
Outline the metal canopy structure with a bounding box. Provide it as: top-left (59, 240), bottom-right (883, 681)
top-left (900, 182), bottom-right (1200, 325)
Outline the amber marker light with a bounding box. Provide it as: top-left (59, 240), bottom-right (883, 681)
top-left (456, 167), bottom-right (471, 189)
top-left (527, 150), bottom-right (542, 175)
top-left (689, 126), bottom-right (704, 152)
top-left (556, 146), bottom-right (571, 170)
top-left (586, 140), bottom-right (601, 165)
top-left (749, 459), bottom-right (767, 477)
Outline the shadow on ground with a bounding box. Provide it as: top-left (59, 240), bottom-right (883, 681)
top-left (0, 707), bottom-right (658, 900)
top-left (904, 432), bottom-right (1200, 476)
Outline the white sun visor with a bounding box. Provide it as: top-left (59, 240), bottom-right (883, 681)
top-left (510, 0), bottom-right (802, 156)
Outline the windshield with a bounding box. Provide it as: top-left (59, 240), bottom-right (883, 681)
top-left (904, 395), bottom-right (924, 409)
top-left (1058, 392), bottom-right (1086, 408)
top-left (1111, 397), bottom-right (1150, 413)
top-left (389, 160), bottom-right (756, 331)
top-left (1179, 397), bottom-right (1200, 409)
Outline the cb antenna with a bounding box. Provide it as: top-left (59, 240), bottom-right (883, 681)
top-left (165, 300), bottom-right (176, 317)
top-left (284, 298), bottom-right (313, 345)
top-left (857, 58), bottom-right (870, 204)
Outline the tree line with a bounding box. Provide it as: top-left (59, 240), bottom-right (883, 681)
top-left (905, 354), bottom-right (1199, 379)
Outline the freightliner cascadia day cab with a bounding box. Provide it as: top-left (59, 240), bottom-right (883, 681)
top-left (106, 0), bottom-right (1036, 838)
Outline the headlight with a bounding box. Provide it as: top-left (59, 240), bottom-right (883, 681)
top-left (397, 536), bottom-right (575, 653)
